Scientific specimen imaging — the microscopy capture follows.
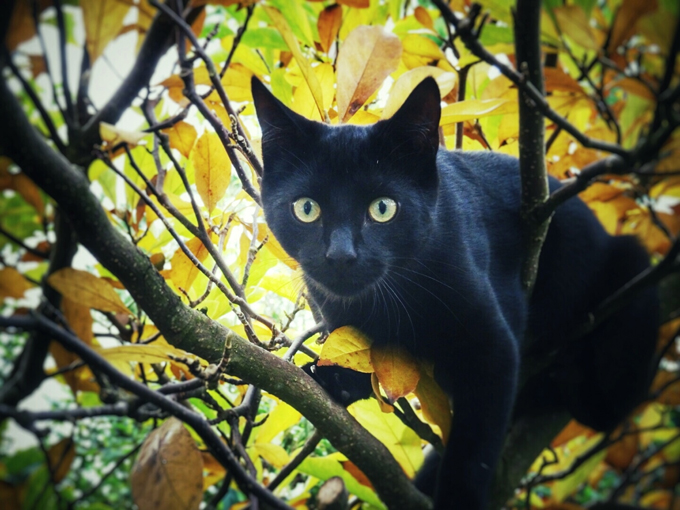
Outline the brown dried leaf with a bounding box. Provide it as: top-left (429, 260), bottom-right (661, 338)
top-left (336, 25), bottom-right (402, 122)
top-left (47, 438), bottom-right (76, 483)
top-left (318, 4), bottom-right (342, 54)
top-left (131, 418), bottom-right (203, 510)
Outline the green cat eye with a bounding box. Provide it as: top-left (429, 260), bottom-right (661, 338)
top-left (292, 197), bottom-right (321, 223)
top-left (368, 197), bottom-right (398, 223)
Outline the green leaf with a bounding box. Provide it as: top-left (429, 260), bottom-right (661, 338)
top-left (267, 0), bottom-right (316, 48)
top-left (24, 466), bottom-right (58, 510)
top-left (241, 28), bottom-right (288, 50)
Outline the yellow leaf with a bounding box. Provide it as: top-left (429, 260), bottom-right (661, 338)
top-left (47, 268), bottom-right (131, 315)
top-left (100, 122), bottom-right (148, 147)
top-left (318, 4), bottom-right (342, 54)
top-left (163, 121), bottom-right (197, 158)
top-left (249, 443), bottom-right (290, 469)
top-left (441, 98), bottom-right (516, 125)
top-left (291, 63), bottom-right (336, 121)
top-left (0, 267), bottom-right (34, 299)
top-left (167, 237), bottom-right (212, 294)
top-left (256, 401), bottom-right (302, 444)
top-left (336, 25), bottom-right (402, 122)
top-left (131, 418), bottom-right (203, 510)
top-left (264, 6), bottom-right (326, 120)
top-left (551, 435), bottom-right (607, 502)
top-left (47, 438), bottom-right (76, 483)
top-left (552, 5), bottom-right (600, 51)
top-left (93, 343), bottom-right (206, 366)
top-left (318, 326), bottom-right (374, 373)
top-left (401, 34), bottom-right (446, 68)
top-left (81, 0), bottom-right (131, 62)
top-left (413, 369), bottom-right (452, 444)
top-left (608, 0), bottom-right (658, 52)
top-left (371, 346), bottom-right (420, 402)
top-left (348, 399), bottom-right (423, 478)
top-left (191, 132), bottom-right (231, 214)
top-left (382, 67), bottom-right (456, 119)
top-left (371, 373), bottom-right (395, 413)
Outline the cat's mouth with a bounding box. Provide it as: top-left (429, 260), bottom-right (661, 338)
top-left (302, 262), bottom-right (385, 299)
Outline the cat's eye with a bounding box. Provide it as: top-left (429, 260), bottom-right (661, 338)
top-left (292, 197), bottom-right (321, 223)
top-left (368, 197), bottom-right (398, 223)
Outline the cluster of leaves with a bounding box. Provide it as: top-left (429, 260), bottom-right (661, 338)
top-left (0, 0), bottom-right (679, 509)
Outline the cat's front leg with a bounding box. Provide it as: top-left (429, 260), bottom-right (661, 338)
top-left (433, 331), bottom-right (519, 510)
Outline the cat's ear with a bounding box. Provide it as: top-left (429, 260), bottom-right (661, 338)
top-left (380, 77), bottom-right (441, 156)
top-left (251, 77), bottom-right (313, 144)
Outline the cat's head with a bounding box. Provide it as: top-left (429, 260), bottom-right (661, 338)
top-left (252, 77), bottom-right (441, 299)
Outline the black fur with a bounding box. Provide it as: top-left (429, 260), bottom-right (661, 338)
top-left (252, 77), bottom-right (658, 509)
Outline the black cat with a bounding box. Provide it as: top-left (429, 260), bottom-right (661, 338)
top-left (251, 76), bottom-right (658, 509)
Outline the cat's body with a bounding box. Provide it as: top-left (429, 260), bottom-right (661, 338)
top-left (252, 77), bottom-right (658, 509)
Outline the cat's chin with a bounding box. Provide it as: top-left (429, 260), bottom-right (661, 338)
top-left (304, 274), bottom-right (377, 301)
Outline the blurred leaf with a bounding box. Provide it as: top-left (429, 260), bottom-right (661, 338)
top-left (336, 25), bottom-right (402, 122)
top-left (100, 122), bottom-right (148, 147)
top-left (608, 0), bottom-right (659, 52)
top-left (264, 6), bottom-right (326, 119)
top-left (414, 6), bottom-right (434, 30)
top-left (318, 326), bottom-right (374, 373)
top-left (0, 267), bottom-right (34, 298)
top-left (371, 346), bottom-right (420, 403)
top-left (552, 5), bottom-right (600, 50)
top-left (338, 0), bottom-right (369, 7)
top-left (318, 4), bottom-right (342, 54)
top-left (191, 132), bottom-right (231, 214)
top-left (131, 418), bottom-right (203, 510)
top-left (249, 443), bottom-right (290, 468)
top-left (382, 67), bottom-right (456, 119)
top-left (441, 98), bottom-right (516, 125)
top-left (47, 438), bottom-right (76, 483)
top-left (93, 343), bottom-right (205, 366)
top-left (81, 0), bottom-right (131, 62)
top-left (47, 268), bottom-right (131, 314)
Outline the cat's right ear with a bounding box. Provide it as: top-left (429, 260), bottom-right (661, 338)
top-left (251, 77), bottom-right (313, 145)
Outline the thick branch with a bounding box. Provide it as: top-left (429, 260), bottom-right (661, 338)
top-left (0, 77), bottom-right (431, 510)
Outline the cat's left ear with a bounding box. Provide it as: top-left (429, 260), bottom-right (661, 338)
top-left (379, 77), bottom-right (441, 156)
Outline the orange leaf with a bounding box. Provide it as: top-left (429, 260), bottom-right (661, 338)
top-left (318, 4), bottom-right (342, 54)
top-left (336, 25), bottom-right (402, 122)
top-left (413, 368), bottom-right (452, 444)
top-left (414, 7), bottom-right (434, 30)
top-left (371, 346), bottom-right (420, 402)
top-left (337, 0), bottom-right (369, 7)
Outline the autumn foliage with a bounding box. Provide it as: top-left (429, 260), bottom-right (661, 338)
top-left (0, 0), bottom-right (679, 509)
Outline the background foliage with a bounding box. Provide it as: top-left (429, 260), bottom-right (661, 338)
top-left (0, 0), bottom-right (679, 509)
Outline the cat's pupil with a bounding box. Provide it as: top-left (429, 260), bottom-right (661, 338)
top-left (378, 201), bottom-right (387, 215)
top-left (304, 201), bottom-right (312, 215)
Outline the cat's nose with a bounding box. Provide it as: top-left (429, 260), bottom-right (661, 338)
top-left (326, 228), bottom-right (357, 265)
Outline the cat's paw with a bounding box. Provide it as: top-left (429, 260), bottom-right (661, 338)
top-left (302, 362), bottom-right (373, 407)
